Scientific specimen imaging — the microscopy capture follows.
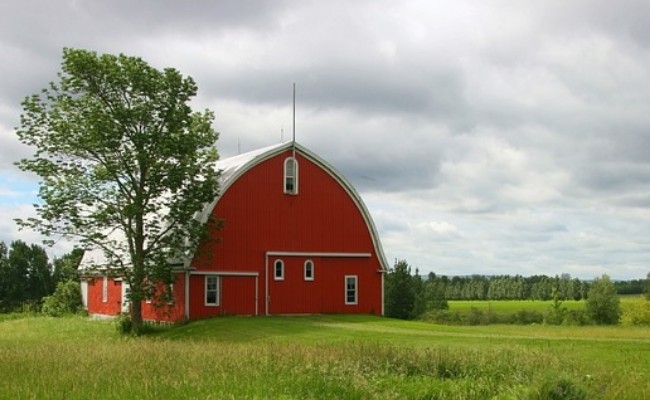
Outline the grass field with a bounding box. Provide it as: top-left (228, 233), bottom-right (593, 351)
top-left (448, 296), bottom-right (643, 315)
top-left (448, 299), bottom-right (586, 314)
top-left (1, 314), bottom-right (649, 399)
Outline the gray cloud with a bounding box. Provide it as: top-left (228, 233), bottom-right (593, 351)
top-left (1, 1), bottom-right (650, 279)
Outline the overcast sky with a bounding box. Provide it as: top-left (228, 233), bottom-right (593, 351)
top-left (1, 1), bottom-right (650, 279)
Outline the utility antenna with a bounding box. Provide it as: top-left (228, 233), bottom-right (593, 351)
top-left (292, 82), bottom-right (296, 159)
top-left (281, 127), bottom-right (284, 143)
top-left (237, 137), bottom-right (241, 154)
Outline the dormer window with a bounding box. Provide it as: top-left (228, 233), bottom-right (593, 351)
top-left (284, 157), bottom-right (298, 194)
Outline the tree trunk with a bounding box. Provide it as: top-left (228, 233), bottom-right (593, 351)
top-left (130, 296), bottom-right (144, 334)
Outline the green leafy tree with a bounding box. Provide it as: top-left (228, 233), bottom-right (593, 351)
top-left (645, 272), bottom-right (650, 301)
top-left (385, 259), bottom-right (415, 319)
top-left (1, 241), bottom-right (53, 309)
top-left (0, 242), bottom-right (9, 311)
top-left (52, 248), bottom-right (84, 285)
top-left (419, 272), bottom-right (448, 312)
top-left (16, 48), bottom-right (220, 333)
top-left (586, 274), bottom-right (621, 325)
top-left (545, 288), bottom-right (567, 325)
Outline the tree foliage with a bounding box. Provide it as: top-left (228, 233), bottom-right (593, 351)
top-left (385, 260), bottom-right (416, 319)
top-left (385, 260), bottom-right (448, 320)
top-left (586, 274), bottom-right (621, 325)
top-left (42, 279), bottom-right (83, 316)
top-left (15, 48), bottom-right (220, 332)
top-left (0, 240), bottom-right (54, 311)
top-left (52, 248), bottom-right (84, 284)
top-left (0, 241), bottom-right (83, 312)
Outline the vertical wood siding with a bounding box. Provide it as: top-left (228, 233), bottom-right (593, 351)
top-left (86, 276), bottom-right (122, 316)
top-left (191, 149), bottom-right (383, 317)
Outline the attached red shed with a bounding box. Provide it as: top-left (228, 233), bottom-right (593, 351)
top-left (81, 141), bottom-right (389, 322)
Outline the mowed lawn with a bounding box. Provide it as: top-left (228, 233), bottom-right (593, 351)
top-left (1, 314), bottom-right (649, 399)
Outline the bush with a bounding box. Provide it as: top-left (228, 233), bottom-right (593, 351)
top-left (563, 310), bottom-right (590, 326)
top-left (621, 298), bottom-right (650, 326)
top-left (511, 309), bottom-right (544, 325)
top-left (419, 309), bottom-right (463, 324)
top-left (586, 275), bottom-right (621, 325)
top-left (535, 377), bottom-right (587, 400)
top-left (545, 290), bottom-right (568, 325)
top-left (116, 313), bottom-right (133, 334)
top-left (41, 280), bottom-right (83, 317)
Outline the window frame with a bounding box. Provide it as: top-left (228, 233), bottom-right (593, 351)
top-left (345, 275), bottom-right (358, 305)
top-left (283, 157), bottom-right (299, 195)
top-left (205, 276), bottom-right (220, 306)
top-left (274, 259), bottom-right (285, 281)
top-left (304, 260), bottom-right (314, 281)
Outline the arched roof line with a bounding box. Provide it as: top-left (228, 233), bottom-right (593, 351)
top-left (192, 141), bottom-right (389, 272)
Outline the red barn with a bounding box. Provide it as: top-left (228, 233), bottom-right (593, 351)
top-left (80, 141), bottom-right (389, 322)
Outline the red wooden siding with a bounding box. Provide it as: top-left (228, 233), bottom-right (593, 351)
top-left (86, 276), bottom-right (122, 316)
top-left (189, 274), bottom-right (257, 318)
top-left (268, 257), bottom-right (380, 315)
top-left (221, 276), bottom-right (257, 315)
top-left (141, 273), bottom-right (185, 323)
top-left (191, 149), bottom-right (383, 316)
top-left (87, 274), bottom-right (185, 322)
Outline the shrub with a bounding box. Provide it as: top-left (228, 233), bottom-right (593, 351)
top-left (41, 279), bottom-right (83, 317)
top-left (535, 377), bottom-right (587, 400)
top-left (466, 307), bottom-right (486, 325)
top-left (116, 313), bottom-right (133, 334)
top-left (545, 290), bottom-right (568, 325)
top-left (512, 309), bottom-right (544, 325)
top-left (586, 275), bottom-right (621, 325)
top-left (419, 310), bottom-right (463, 324)
top-left (621, 298), bottom-right (650, 326)
top-left (563, 310), bottom-right (590, 326)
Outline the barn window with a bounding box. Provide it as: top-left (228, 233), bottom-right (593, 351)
top-left (205, 276), bottom-right (219, 306)
top-left (274, 259), bottom-right (285, 281)
top-left (102, 276), bottom-right (108, 303)
top-left (284, 157), bottom-right (298, 194)
top-left (304, 260), bottom-right (314, 281)
top-left (345, 275), bottom-right (358, 305)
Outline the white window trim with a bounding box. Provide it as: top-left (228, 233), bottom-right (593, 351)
top-left (304, 260), bottom-right (314, 281)
top-left (274, 259), bottom-right (285, 281)
top-left (283, 157), bottom-right (299, 195)
top-left (101, 275), bottom-right (108, 303)
top-left (345, 275), bottom-right (358, 305)
top-left (205, 276), bottom-right (220, 306)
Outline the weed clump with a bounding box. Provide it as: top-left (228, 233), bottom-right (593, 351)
top-left (535, 377), bottom-right (587, 400)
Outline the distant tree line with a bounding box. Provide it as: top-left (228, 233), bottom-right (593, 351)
top-left (393, 268), bottom-right (646, 304)
top-left (0, 240), bottom-right (83, 312)
top-left (385, 259), bottom-right (650, 325)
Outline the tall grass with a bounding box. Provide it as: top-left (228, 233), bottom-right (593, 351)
top-left (1, 315), bottom-right (649, 399)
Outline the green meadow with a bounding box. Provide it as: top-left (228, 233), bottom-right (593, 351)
top-left (1, 314), bottom-right (649, 399)
top-left (448, 299), bottom-right (586, 314)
